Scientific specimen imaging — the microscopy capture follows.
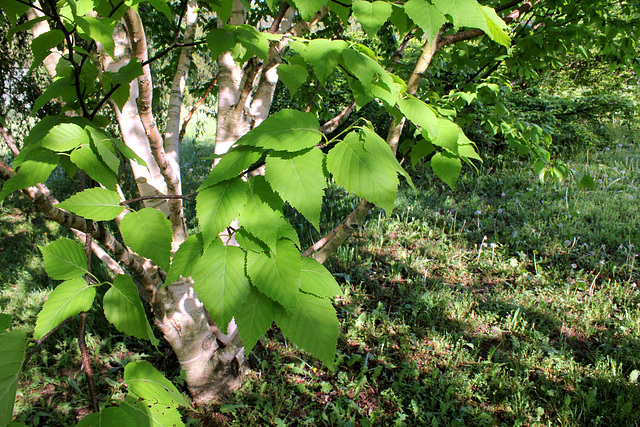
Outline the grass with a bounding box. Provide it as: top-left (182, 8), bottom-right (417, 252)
top-left (2, 127), bottom-right (640, 426)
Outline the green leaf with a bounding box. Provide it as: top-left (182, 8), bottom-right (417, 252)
top-left (397, 96), bottom-right (439, 140)
top-left (121, 397), bottom-right (185, 427)
top-left (70, 144), bottom-right (118, 190)
top-left (404, 0), bottom-right (446, 43)
top-left (429, 118), bottom-right (460, 155)
top-left (352, 1), bottom-right (392, 36)
top-left (0, 150), bottom-right (58, 201)
top-left (29, 30), bottom-right (65, 74)
top-left (33, 277), bottom-right (96, 340)
top-left (236, 25), bottom-right (270, 60)
top-left (389, 4), bottom-right (411, 34)
top-left (1, 0), bottom-right (31, 25)
top-left (237, 109), bottom-right (322, 151)
top-left (277, 63), bottom-right (308, 95)
top-left (360, 127), bottom-right (414, 189)
top-left (265, 148), bottom-right (326, 230)
top-left (86, 128), bottom-right (121, 173)
top-left (199, 146), bottom-right (262, 190)
top-left (275, 291), bottom-right (339, 369)
top-left (191, 241), bottom-right (250, 330)
top-left (104, 275), bottom-right (159, 346)
top-left (57, 188), bottom-right (124, 221)
top-left (146, 0), bottom-right (172, 22)
top-left (0, 314), bottom-right (10, 332)
top-left (410, 139), bottom-right (436, 166)
top-left (112, 139), bottom-right (148, 168)
top-left (300, 257), bottom-right (343, 298)
top-left (165, 234), bottom-right (203, 286)
top-left (120, 208), bottom-right (173, 271)
top-left (302, 39), bottom-right (348, 84)
top-left (480, 6), bottom-right (510, 47)
top-left (235, 286), bottom-right (281, 352)
top-left (207, 27), bottom-right (237, 59)
top-left (102, 59), bottom-right (144, 110)
top-left (40, 238), bottom-right (88, 280)
top-left (341, 48), bottom-right (394, 95)
top-left (433, 0), bottom-right (486, 30)
top-left (0, 329), bottom-right (26, 425)
top-left (74, 0), bottom-right (96, 16)
top-left (31, 76), bottom-right (73, 115)
top-left (238, 177), bottom-right (284, 250)
top-left (431, 151), bottom-right (461, 189)
top-left (76, 405), bottom-right (135, 427)
top-left (124, 361), bottom-right (190, 408)
top-left (290, 0), bottom-right (326, 20)
top-left (40, 123), bottom-right (88, 152)
top-left (326, 130), bottom-right (399, 213)
top-left (76, 16), bottom-right (116, 58)
top-left (246, 239), bottom-right (301, 310)
top-left (197, 178), bottom-right (249, 248)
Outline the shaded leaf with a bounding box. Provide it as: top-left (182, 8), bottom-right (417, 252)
top-left (236, 286), bottom-right (281, 352)
top-left (104, 275), bottom-right (159, 346)
top-left (0, 330), bottom-right (26, 425)
top-left (431, 151), bottom-right (461, 189)
top-left (277, 63), bottom-right (308, 95)
top-left (276, 291), bottom-right (339, 369)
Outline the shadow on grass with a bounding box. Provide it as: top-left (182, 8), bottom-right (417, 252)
top-left (309, 240), bottom-right (640, 426)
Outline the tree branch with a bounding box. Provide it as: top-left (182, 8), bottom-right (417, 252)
top-left (179, 77), bottom-right (217, 143)
top-left (124, 8), bottom-right (186, 244)
top-left (302, 199), bottom-right (374, 263)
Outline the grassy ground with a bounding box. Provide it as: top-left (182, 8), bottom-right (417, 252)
top-left (2, 128), bottom-right (639, 426)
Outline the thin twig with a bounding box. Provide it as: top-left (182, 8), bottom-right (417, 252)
top-left (120, 193), bottom-right (197, 205)
top-left (179, 77), bottom-right (217, 143)
top-left (22, 319), bottom-right (70, 369)
top-left (79, 230), bottom-right (99, 413)
top-left (144, 40), bottom-right (207, 66)
top-left (305, 82), bottom-right (321, 113)
top-left (269, 2), bottom-right (290, 33)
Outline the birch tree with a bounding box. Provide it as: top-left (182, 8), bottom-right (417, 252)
top-left (1, 0), bottom-right (634, 421)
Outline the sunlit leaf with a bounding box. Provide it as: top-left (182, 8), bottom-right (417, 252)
top-left (120, 208), bottom-right (173, 271)
top-left (124, 361), bottom-right (190, 408)
top-left (40, 238), bottom-right (88, 280)
top-left (57, 188), bottom-right (123, 221)
top-left (33, 277), bottom-right (96, 340)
